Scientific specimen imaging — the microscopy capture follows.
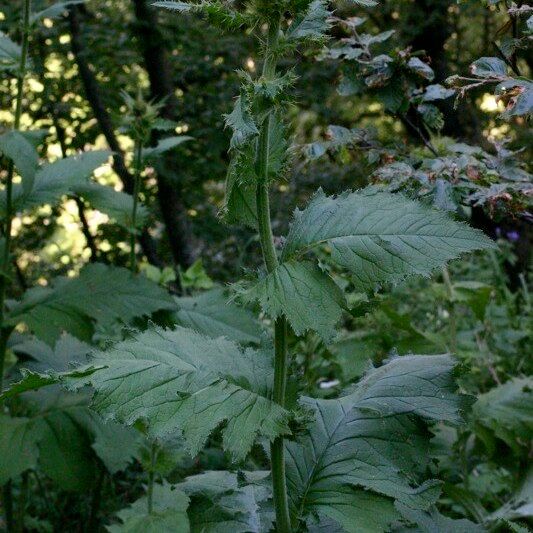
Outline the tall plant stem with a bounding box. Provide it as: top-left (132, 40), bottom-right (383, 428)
top-left (130, 141), bottom-right (143, 272)
top-left (442, 266), bottom-right (457, 354)
top-left (0, 0), bottom-right (31, 393)
top-left (254, 17), bottom-right (291, 533)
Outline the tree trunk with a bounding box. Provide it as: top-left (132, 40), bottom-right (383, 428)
top-left (68, 6), bottom-right (162, 268)
top-left (131, 0), bottom-right (196, 268)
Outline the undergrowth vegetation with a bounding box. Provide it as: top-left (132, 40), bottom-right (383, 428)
top-left (0, 0), bottom-right (531, 532)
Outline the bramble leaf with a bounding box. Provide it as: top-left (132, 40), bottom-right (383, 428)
top-left (283, 188), bottom-right (495, 291)
top-left (470, 57), bottom-right (507, 78)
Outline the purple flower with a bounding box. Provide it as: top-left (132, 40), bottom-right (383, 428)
top-left (506, 230), bottom-right (520, 242)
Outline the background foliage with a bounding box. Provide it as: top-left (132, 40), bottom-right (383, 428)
top-left (0, 0), bottom-right (531, 531)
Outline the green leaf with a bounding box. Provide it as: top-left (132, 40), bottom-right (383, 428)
top-left (328, 336), bottom-right (374, 381)
top-left (36, 326), bottom-right (290, 461)
top-left (224, 96), bottom-right (259, 149)
top-left (496, 79), bottom-right (533, 118)
top-left (152, 1), bottom-right (193, 11)
top-left (142, 136), bottom-right (193, 161)
top-left (473, 377), bottom-right (533, 452)
top-left (422, 84), bottom-right (455, 102)
top-left (0, 32), bottom-right (22, 71)
top-left (286, 354), bottom-right (465, 530)
top-left (345, 0), bottom-right (378, 6)
top-left (108, 482), bottom-right (190, 532)
top-left (177, 470), bottom-right (273, 532)
top-left (283, 188), bottom-right (495, 291)
top-left (451, 281), bottom-right (492, 321)
top-left (12, 334), bottom-right (92, 372)
top-left (74, 183), bottom-right (149, 229)
top-left (30, 1), bottom-right (86, 24)
top-left (6, 263), bottom-right (175, 345)
top-left (0, 131), bottom-right (39, 193)
top-left (243, 261), bottom-right (346, 341)
top-left (154, 1), bottom-right (247, 30)
top-left (417, 103), bottom-right (444, 131)
top-left (223, 146), bottom-right (257, 228)
top-left (174, 288), bottom-right (262, 344)
top-left (0, 150), bottom-right (111, 217)
top-left (470, 57), bottom-right (507, 78)
top-left (407, 58), bottom-right (434, 81)
top-left (287, 0), bottom-right (332, 41)
top-left (180, 259), bottom-right (214, 290)
top-left (396, 503), bottom-right (484, 532)
top-left (0, 388), bottom-right (139, 489)
top-left (489, 467), bottom-right (533, 525)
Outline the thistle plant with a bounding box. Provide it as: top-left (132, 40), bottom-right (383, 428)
top-left (3, 1), bottom-right (498, 531)
top-left (121, 90), bottom-right (162, 271)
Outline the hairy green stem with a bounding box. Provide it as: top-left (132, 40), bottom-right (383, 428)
top-left (0, 0), bottom-right (31, 393)
top-left (254, 16), bottom-right (291, 533)
top-left (129, 141), bottom-right (143, 272)
top-left (442, 266), bottom-right (457, 353)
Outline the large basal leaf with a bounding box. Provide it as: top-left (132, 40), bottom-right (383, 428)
top-left (6, 263), bottom-right (175, 345)
top-left (13, 326), bottom-right (291, 461)
top-left (108, 482), bottom-right (190, 533)
top-left (0, 388), bottom-right (139, 490)
top-left (282, 188), bottom-right (495, 291)
top-left (174, 288), bottom-right (262, 345)
top-left (0, 150), bottom-right (111, 217)
top-left (472, 377), bottom-right (533, 453)
top-left (242, 261), bottom-right (346, 341)
top-left (286, 354), bottom-right (466, 532)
